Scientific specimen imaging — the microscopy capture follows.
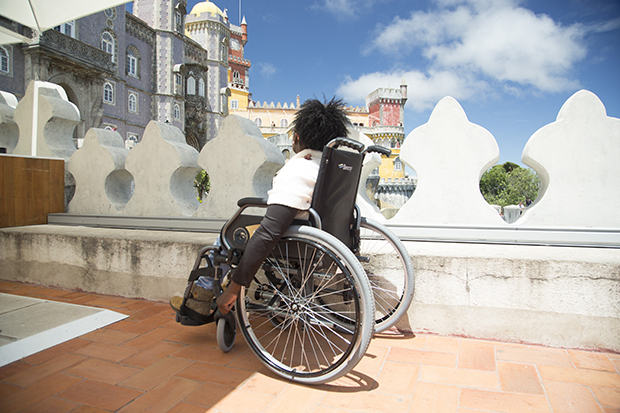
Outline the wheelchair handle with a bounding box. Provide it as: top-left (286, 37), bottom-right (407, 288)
top-left (326, 137), bottom-right (364, 153)
top-left (237, 197), bottom-right (267, 207)
top-left (364, 145), bottom-right (392, 157)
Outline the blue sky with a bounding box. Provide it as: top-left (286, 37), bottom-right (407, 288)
top-left (177, 0), bottom-right (620, 165)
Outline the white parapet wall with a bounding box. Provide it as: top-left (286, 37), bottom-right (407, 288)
top-left (398, 241), bottom-right (620, 352)
top-left (0, 224), bottom-right (617, 352)
top-left (0, 225), bottom-right (219, 302)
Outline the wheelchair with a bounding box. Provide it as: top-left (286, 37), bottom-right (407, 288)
top-left (175, 137), bottom-right (414, 384)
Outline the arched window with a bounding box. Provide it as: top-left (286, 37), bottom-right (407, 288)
top-left (187, 76), bottom-right (196, 95)
top-left (174, 104), bottom-right (181, 120)
top-left (126, 47), bottom-right (139, 77)
top-left (103, 82), bottom-right (114, 104)
top-left (394, 157), bottom-right (402, 171)
top-left (254, 118), bottom-right (262, 127)
top-left (0, 46), bottom-right (9, 73)
top-left (128, 92), bottom-right (137, 113)
top-left (198, 78), bottom-right (205, 97)
top-left (280, 119), bottom-right (288, 128)
top-left (232, 70), bottom-right (242, 85)
top-left (101, 32), bottom-right (115, 62)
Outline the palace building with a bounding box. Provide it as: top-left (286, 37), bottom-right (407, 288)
top-left (0, 0), bottom-right (246, 150)
top-left (232, 79), bottom-right (415, 211)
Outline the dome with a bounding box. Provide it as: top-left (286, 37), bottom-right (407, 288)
top-left (189, 1), bottom-right (226, 18)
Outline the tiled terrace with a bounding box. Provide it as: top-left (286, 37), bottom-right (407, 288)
top-left (0, 280), bottom-right (618, 413)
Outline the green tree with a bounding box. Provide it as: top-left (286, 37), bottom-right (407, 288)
top-left (480, 162), bottom-right (540, 207)
top-left (194, 170), bottom-right (210, 202)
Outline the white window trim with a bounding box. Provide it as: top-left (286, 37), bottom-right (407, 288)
top-left (198, 78), bottom-right (205, 97)
top-left (128, 92), bottom-right (138, 113)
top-left (101, 32), bottom-right (116, 63)
top-left (0, 46), bottom-right (10, 74)
top-left (127, 54), bottom-right (137, 77)
top-left (103, 81), bottom-right (115, 105)
top-left (187, 75), bottom-right (196, 95)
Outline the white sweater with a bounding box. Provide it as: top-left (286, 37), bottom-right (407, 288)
top-left (267, 149), bottom-right (323, 217)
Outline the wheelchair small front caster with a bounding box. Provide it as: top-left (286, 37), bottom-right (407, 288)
top-left (215, 310), bottom-right (236, 353)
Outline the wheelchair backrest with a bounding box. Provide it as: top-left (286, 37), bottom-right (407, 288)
top-left (311, 138), bottom-right (364, 250)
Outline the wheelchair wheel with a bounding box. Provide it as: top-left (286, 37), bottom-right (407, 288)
top-left (216, 315), bottom-right (236, 353)
top-left (359, 217), bottom-right (415, 333)
top-left (236, 225), bottom-right (374, 385)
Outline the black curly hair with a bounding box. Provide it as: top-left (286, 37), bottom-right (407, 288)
top-left (292, 97), bottom-right (351, 151)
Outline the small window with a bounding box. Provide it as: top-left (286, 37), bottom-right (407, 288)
top-left (230, 99), bottom-right (239, 110)
top-left (394, 157), bottom-right (402, 171)
top-left (176, 11), bottom-right (183, 31)
top-left (126, 133), bottom-right (138, 149)
top-left (101, 32), bottom-right (115, 62)
top-left (187, 76), bottom-right (196, 95)
top-left (198, 78), bottom-right (205, 97)
top-left (128, 92), bottom-right (137, 113)
top-left (254, 118), bottom-right (262, 127)
top-left (175, 73), bottom-right (183, 95)
top-left (232, 70), bottom-right (241, 85)
top-left (103, 82), bottom-right (114, 104)
top-left (54, 21), bottom-right (75, 37)
top-left (174, 104), bottom-right (181, 120)
top-left (0, 46), bottom-right (9, 74)
top-left (127, 48), bottom-right (138, 77)
top-left (280, 119), bottom-right (288, 128)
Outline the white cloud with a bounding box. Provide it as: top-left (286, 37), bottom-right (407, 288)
top-left (313, 0), bottom-right (376, 19)
top-left (362, 0), bottom-right (586, 95)
top-left (256, 62), bottom-right (277, 77)
top-left (337, 69), bottom-right (486, 111)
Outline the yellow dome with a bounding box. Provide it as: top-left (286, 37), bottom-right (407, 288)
top-left (189, 1), bottom-right (225, 18)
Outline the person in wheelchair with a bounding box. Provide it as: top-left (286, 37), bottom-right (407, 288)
top-left (170, 97), bottom-right (351, 320)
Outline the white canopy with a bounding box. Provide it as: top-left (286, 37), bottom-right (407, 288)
top-left (0, 0), bottom-right (129, 40)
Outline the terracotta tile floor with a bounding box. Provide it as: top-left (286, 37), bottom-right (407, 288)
top-left (0, 280), bottom-right (619, 413)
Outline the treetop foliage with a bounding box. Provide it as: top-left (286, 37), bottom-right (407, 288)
top-left (480, 162), bottom-right (540, 207)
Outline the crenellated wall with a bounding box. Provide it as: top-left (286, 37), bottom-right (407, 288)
top-left (1, 83), bottom-right (619, 351)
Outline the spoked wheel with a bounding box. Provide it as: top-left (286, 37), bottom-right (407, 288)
top-left (216, 314), bottom-right (236, 353)
top-left (236, 226), bottom-right (374, 385)
top-left (358, 218), bottom-right (414, 333)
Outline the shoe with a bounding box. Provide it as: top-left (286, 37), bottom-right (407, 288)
top-left (170, 284), bottom-right (214, 316)
top-left (170, 295), bottom-right (184, 312)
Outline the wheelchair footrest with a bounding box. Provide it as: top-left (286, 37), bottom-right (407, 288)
top-left (175, 310), bottom-right (216, 326)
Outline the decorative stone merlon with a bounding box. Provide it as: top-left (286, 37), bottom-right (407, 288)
top-left (195, 115), bottom-right (284, 218)
top-left (13, 80), bottom-right (80, 160)
top-left (67, 128), bottom-right (131, 215)
top-left (520, 90), bottom-right (620, 227)
top-left (393, 96), bottom-right (506, 226)
top-left (123, 121), bottom-right (200, 217)
top-left (0, 91), bottom-right (18, 153)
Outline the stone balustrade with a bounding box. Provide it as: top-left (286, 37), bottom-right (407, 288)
top-left (4, 82), bottom-right (617, 231)
top-left (1, 81), bottom-right (619, 352)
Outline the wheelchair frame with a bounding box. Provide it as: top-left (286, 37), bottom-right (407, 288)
top-left (175, 137), bottom-right (414, 384)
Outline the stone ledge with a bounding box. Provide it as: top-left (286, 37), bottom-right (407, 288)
top-left (1, 225), bottom-right (618, 352)
top-left (0, 225), bottom-right (218, 302)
